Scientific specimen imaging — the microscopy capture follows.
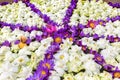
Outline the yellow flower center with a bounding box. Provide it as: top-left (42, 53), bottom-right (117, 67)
top-left (41, 70), bottom-right (46, 75)
top-left (60, 55), bottom-right (64, 60)
top-left (55, 37), bottom-right (62, 43)
top-left (45, 63), bottom-right (50, 69)
top-left (99, 22), bottom-right (103, 25)
top-left (114, 72), bottom-right (120, 78)
top-left (90, 23), bottom-right (95, 29)
top-left (96, 56), bottom-right (102, 61)
top-left (69, 37), bottom-right (73, 41)
top-left (19, 58), bottom-right (23, 63)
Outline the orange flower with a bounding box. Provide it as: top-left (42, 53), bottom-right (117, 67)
top-left (18, 42), bottom-right (27, 49)
top-left (20, 36), bottom-right (27, 43)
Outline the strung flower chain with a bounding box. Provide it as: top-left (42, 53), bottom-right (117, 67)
top-left (23, 0), bottom-right (58, 27)
top-left (0, 0), bottom-right (120, 80)
top-left (108, 2), bottom-right (120, 8)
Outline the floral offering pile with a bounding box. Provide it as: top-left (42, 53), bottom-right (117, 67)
top-left (0, 0), bottom-right (120, 80)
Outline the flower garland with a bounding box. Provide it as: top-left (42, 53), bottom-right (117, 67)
top-left (0, 0), bottom-right (120, 80)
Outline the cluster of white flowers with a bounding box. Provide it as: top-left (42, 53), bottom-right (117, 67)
top-left (31, 0), bottom-right (71, 24)
top-left (0, 0), bottom-right (120, 80)
top-left (83, 20), bottom-right (120, 36)
top-left (0, 26), bottom-right (43, 43)
top-left (69, 0), bottom-right (120, 25)
top-left (0, 1), bottom-right (45, 27)
top-left (0, 36), bottom-right (53, 80)
top-left (49, 39), bottom-right (120, 80)
top-left (81, 37), bottom-right (120, 70)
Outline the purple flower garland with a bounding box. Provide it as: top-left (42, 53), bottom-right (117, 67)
top-left (0, 2), bottom-right (9, 6)
top-left (62, 0), bottom-right (78, 27)
top-left (26, 42), bottom-right (60, 80)
top-left (23, 1), bottom-right (58, 27)
top-left (74, 40), bottom-right (120, 79)
top-left (108, 2), bottom-right (120, 8)
top-left (0, 21), bottom-right (40, 32)
top-left (0, 0), bottom-right (120, 79)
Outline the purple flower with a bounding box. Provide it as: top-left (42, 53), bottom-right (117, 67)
top-left (75, 40), bottom-right (82, 46)
top-left (90, 49), bottom-right (97, 54)
top-left (97, 19), bottom-right (106, 26)
top-left (2, 40), bottom-right (11, 47)
top-left (14, 40), bottom-right (20, 44)
top-left (80, 31), bottom-right (85, 38)
top-left (93, 53), bottom-right (105, 65)
top-left (106, 17), bottom-right (111, 22)
top-left (26, 38), bottom-right (31, 45)
top-left (31, 26), bottom-right (39, 31)
top-left (108, 2), bottom-right (120, 8)
top-left (0, 2), bottom-right (9, 6)
top-left (53, 33), bottom-right (63, 44)
top-left (46, 43), bottom-right (60, 53)
top-left (42, 14), bottom-right (50, 23)
top-left (107, 35), bottom-right (114, 43)
top-left (78, 23), bottom-right (85, 30)
top-left (10, 25), bottom-right (16, 31)
top-left (62, 0), bottom-right (78, 26)
top-left (14, 0), bottom-right (18, 3)
top-left (93, 34), bottom-right (99, 40)
top-left (35, 35), bottom-right (42, 42)
top-left (87, 20), bottom-right (97, 29)
top-left (22, 0), bottom-right (30, 3)
top-left (103, 64), bottom-right (115, 72)
top-left (40, 68), bottom-right (49, 79)
top-left (38, 59), bottom-right (54, 70)
top-left (45, 53), bottom-right (53, 60)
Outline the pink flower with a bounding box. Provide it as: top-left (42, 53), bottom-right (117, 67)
top-left (46, 24), bottom-right (56, 33)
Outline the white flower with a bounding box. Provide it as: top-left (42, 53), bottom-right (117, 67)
top-left (18, 66), bottom-right (32, 78)
top-left (4, 51), bottom-right (17, 61)
top-left (13, 55), bottom-right (29, 65)
top-left (99, 71), bottom-right (112, 80)
top-left (0, 72), bottom-right (15, 80)
top-left (28, 41), bottom-right (40, 51)
top-left (54, 51), bottom-right (69, 63)
top-left (67, 60), bottom-right (83, 72)
top-left (74, 72), bottom-right (84, 80)
top-left (18, 47), bottom-right (31, 55)
top-left (49, 71), bottom-right (61, 80)
top-left (0, 62), bottom-right (18, 73)
top-left (54, 67), bottom-right (65, 76)
top-left (49, 75), bottom-right (60, 80)
top-left (1, 27), bottom-right (11, 33)
top-left (63, 74), bottom-right (74, 80)
top-left (60, 39), bottom-right (73, 51)
top-left (54, 61), bottom-right (67, 70)
top-left (80, 54), bottom-right (94, 62)
top-left (0, 46), bottom-right (10, 55)
top-left (83, 60), bottom-right (101, 75)
top-left (96, 38), bottom-right (109, 49)
top-left (16, 78), bottom-right (26, 80)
